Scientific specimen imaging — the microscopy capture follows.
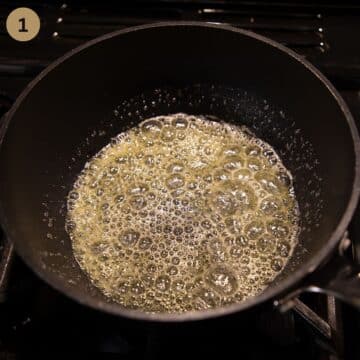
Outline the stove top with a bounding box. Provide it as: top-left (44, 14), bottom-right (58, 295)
top-left (0, 1), bottom-right (359, 358)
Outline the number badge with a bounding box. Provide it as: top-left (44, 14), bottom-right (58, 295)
top-left (6, 7), bottom-right (40, 42)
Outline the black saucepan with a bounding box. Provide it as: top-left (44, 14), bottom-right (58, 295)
top-left (0, 22), bottom-right (359, 322)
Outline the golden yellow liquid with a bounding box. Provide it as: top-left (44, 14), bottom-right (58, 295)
top-left (66, 114), bottom-right (299, 313)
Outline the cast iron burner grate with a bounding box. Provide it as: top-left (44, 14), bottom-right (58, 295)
top-left (0, 238), bottom-right (350, 358)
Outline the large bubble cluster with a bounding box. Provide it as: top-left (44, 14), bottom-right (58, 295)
top-left (66, 113), bottom-right (299, 313)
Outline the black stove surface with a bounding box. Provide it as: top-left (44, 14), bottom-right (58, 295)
top-left (0, 1), bottom-right (360, 358)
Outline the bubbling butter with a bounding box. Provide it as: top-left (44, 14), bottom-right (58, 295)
top-left (66, 113), bottom-right (299, 313)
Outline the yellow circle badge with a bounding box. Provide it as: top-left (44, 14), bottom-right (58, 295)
top-left (6, 7), bottom-right (40, 42)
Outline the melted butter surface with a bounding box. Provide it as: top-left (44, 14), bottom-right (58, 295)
top-left (66, 114), bottom-right (299, 313)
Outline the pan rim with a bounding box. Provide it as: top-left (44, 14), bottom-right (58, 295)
top-left (1, 21), bottom-right (359, 322)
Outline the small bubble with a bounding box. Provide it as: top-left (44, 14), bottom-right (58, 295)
top-left (140, 119), bottom-right (162, 136)
top-left (144, 155), bottom-right (155, 167)
top-left (109, 167), bottom-right (118, 175)
top-left (65, 220), bottom-right (76, 232)
top-left (201, 220), bottom-right (212, 230)
top-left (245, 221), bottom-right (264, 240)
top-left (245, 145), bottom-right (261, 157)
top-left (172, 116), bottom-right (188, 129)
top-left (267, 220), bottom-right (289, 239)
top-left (255, 171), bottom-right (282, 194)
top-left (167, 266), bottom-right (178, 276)
top-left (271, 258), bottom-right (283, 272)
top-left (247, 158), bottom-right (263, 172)
top-left (155, 275), bottom-right (171, 291)
top-left (222, 145), bottom-right (242, 157)
top-left (161, 125), bottom-right (176, 142)
top-left (212, 191), bottom-right (236, 215)
top-left (69, 191), bottom-right (79, 200)
top-left (184, 225), bottom-right (193, 233)
top-left (119, 230), bottom-right (140, 246)
top-left (223, 156), bottom-right (244, 171)
top-left (130, 280), bottom-right (145, 295)
top-left (114, 194), bottom-right (125, 204)
top-left (235, 184), bottom-right (256, 211)
top-left (230, 247), bottom-right (242, 258)
top-left (205, 266), bottom-right (238, 295)
top-left (173, 279), bottom-right (185, 292)
top-left (276, 241), bottom-right (291, 257)
top-left (128, 183), bottom-right (149, 195)
top-left (224, 217), bottom-right (241, 234)
top-left (173, 227), bottom-right (183, 236)
top-left (257, 236), bottom-right (276, 253)
top-left (213, 169), bottom-right (230, 182)
top-left (116, 156), bottom-right (128, 164)
top-left (167, 162), bottom-right (184, 173)
top-left (130, 195), bottom-right (147, 210)
top-left (260, 196), bottom-right (281, 215)
top-left (118, 281), bottom-right (129, 294)
top-left (166, 174), bottom-right (185, 189)
top-left (147, 263), bottom-right (157, 273)
top-left (233, 169), bottom-right (251, 182)
top-left (138, 237), bottom-right (152, 250)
